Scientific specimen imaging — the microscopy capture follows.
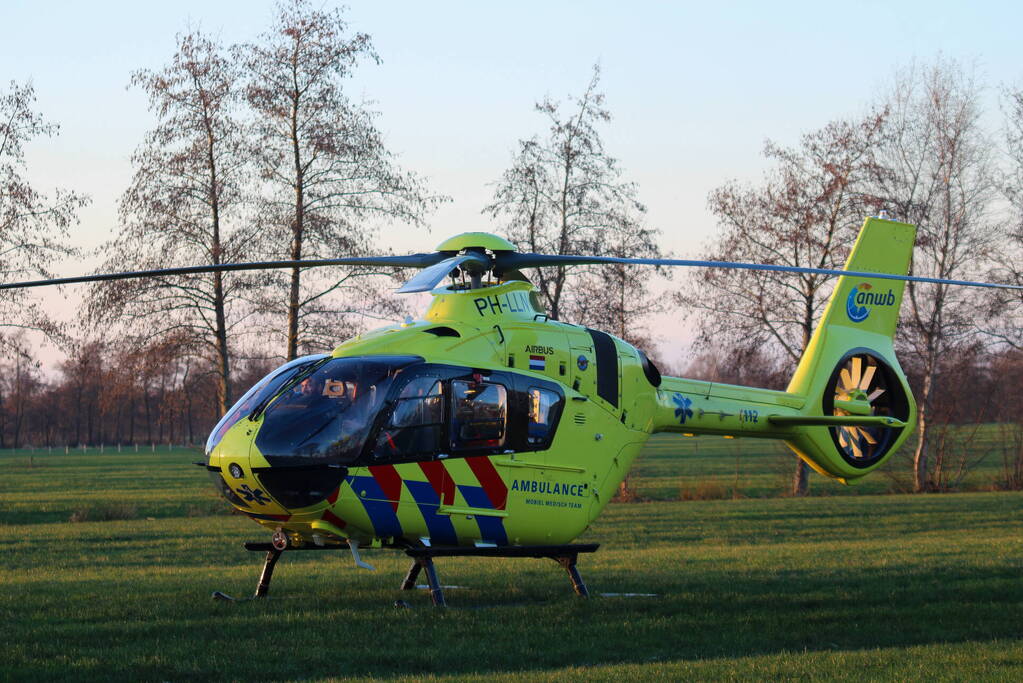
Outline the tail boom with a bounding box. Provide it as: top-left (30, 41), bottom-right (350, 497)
top-left (653, 217), bottom-right (918, 484)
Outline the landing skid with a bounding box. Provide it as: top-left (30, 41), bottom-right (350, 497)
top-left (400, 544), bottom-right (600, 606)
top-left (211, 546), bottom-right (288, 601)
top-left (212, 531), bottom-right (349, 601)
top-left (214, 534), bottom-right (599, 606)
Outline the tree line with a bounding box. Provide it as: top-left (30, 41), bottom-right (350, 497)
top-left (681, 58), bottom-right (1023, 493)
top-left (2, 2), bottom-right (1023, 495)
top-left (0, 0), bottom-right (659, 448)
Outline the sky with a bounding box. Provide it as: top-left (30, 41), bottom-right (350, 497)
top-left (3, 0), bottom-right (1022, 368)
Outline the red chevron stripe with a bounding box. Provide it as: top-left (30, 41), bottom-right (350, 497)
top-left (327, 485), bottom-right (341, 504)
top-left (321, 508), bottom-right (347, 529)
top-left (242, 511), bottom-right (290, 521)
top-left (369, 464), bottom-right (403, 512)
top-left (418, 460), bottom-right (455, 506)
top-left (466, 456), bottom-right (508, 509)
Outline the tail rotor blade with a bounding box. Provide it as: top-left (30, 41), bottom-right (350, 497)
top-left (858, 365), bottom-right (877, 391)
top-left (850, 357), bottom-right (862, 388)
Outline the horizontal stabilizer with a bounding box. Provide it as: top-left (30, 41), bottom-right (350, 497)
top-left (768, 415), bottom-right (907, 428)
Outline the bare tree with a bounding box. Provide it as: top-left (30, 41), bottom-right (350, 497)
top-left (870, 58), bottom-right (997, 492)
top-left (0, 80), bottom-right (88, 347)
top-left (484, 65), bottom-right (663, 338)
top-left (89, 31), bottom-right (251, 414)
top-left (982, 85), bottom-right (1023, 348)
top-left (239, 0), bottom-right (440, 360)
top-left (680, 111), bottom-right (887, 495)
top-left (569, 222), bottom-right (667, 350)
top-left (976, 85), bottom-right (1023, 491)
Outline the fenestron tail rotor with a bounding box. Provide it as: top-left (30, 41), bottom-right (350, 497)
top-left (823, 351), bottom-right (910, 468)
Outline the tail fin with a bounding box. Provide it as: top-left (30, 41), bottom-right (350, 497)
top-left (783, 216), bottom-right (918, 482)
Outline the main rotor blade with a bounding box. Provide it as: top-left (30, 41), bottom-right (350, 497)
top-left (397, 253), bottom-right (491, 293)
top-left (0, 254), bottom-right (447, 291)
top-left (495, 253), bottom-right (1023, 292)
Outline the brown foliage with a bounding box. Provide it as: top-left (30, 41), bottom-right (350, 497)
top-left (0, 80), bottom-right (87, 347)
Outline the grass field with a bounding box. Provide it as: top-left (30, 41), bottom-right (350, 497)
top-left (631, 427), bottom-right (1021, 500)
top-left (2, 440), bottom-right (1022, 681)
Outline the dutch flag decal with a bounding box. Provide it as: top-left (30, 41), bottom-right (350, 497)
top-left (529, 354), bottom-right (546, 371)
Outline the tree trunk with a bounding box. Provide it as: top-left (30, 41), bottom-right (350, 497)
top-left (791, 299), bottom-right (815, 497)
top-left (286, 90), bottom-right (304, 361)
top-left (128, 402), bottom-right (135, 445)
top-left (913, 366), bottom-right (935, 492)
top-left (205, 116), bottom-right (232, 415)
top-left (0, 389), bottom-right (6, 449)
top-left (791, 459), bottom-right (809, 496)
top-left (143, 391), bottom-right (153, 443)
top-left (286, 237), bottom-right (302, 360)
top-left (214, 285), bottom-right (232, 413)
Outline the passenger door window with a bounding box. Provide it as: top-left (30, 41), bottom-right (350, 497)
top-left (450, 380), bottom-right (507, 451)
top-left (527, 386), bottom-right (560, 446)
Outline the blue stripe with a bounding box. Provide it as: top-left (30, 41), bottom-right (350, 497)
top-left (404, 480), bottom-right (459, 546)
top-left (458, 484), bottom-right (509, 546)
top-left (346, 475), bottom-right (403, 537)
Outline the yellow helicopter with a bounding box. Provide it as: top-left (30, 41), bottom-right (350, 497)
top-left (5, 215), bottom-right (1018, 605)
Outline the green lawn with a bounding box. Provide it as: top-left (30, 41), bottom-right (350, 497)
top-left (631, 427), bottom-right (1019, 499)
top-left (2, 445), bottom-right (1021, 681)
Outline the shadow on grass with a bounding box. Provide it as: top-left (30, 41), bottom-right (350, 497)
top-left (6, 546), bottom-right (1022, 681)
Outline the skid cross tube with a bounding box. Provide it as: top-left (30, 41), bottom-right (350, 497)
top-left (401, 543), bottom-right (599, 606)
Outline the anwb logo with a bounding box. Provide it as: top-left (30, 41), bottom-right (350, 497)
top-left (846, 283), bottom-right (896, 323)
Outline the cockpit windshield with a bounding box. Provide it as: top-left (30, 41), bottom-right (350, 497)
top-left (255, 355), bottom-right (422, 466)
top-left (205, 354), bottom-right (328, 456)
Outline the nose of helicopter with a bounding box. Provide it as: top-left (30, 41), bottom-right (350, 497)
top-left (203, 353), bottom-right (419, 518)
top-left (206, 421), bottom-right (271, 511)
top-left (208, 417), bottom-right (351, 516)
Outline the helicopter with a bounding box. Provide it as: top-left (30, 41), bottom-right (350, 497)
top-left (6, 215), bottom-right (1020, 605)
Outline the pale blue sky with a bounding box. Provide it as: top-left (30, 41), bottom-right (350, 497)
top-left (3, 0), bottom-right (1021, 365)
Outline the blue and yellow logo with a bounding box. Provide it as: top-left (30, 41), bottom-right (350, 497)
top-left (846, 283), bottom-right (896, 323)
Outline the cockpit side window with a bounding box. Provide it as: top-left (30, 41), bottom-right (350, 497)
top-left (393, 378), bottom-right (444, 427)
top-left (255, 355), bottom-right (419, 466)
top-left (372, 376), bottom-right (445, 461)
top-left (450, 380), bottom-right (507, 451)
